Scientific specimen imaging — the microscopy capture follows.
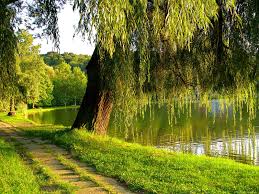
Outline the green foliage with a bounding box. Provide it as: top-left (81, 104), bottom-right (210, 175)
top-left (107, 0), bottom-right (258, 126)
top-left (0, 1), bottom-right (18, 98)
top-left (42, 51), bottom-right (91, 70)
top-left (0, 30), bottom-right (87, 110)
top-left (1, 0), bottom-right (258, 128)
top-left (42, 51), bottom-right (64, 66)
top-left (52, 62), bottom-right (87, 106)
top-left (0, 138), bottom-right (40, 193)
top-left (25, 128), bottom-right (259, 193)
top-left (16, 31), bottom-right (54, 108)
top-left (71, 67), bottom-right (87, 104)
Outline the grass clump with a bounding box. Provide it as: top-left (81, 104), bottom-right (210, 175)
top-left (25, 127), bottom-right (259, 194)
top-left (0, 138), bottom-right (40, 193)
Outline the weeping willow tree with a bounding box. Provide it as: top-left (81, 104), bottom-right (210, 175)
top-left (70, 0), bottom-right (258, 133)
top-left (70, 0), bottom-right (220, 132)
top-left (1, 0), bottom-right (258, 133)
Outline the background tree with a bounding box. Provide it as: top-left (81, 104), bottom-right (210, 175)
top-left (70, 67), bottom-right (87, 105)
top-left (42, 52), bottom-right (90, 70)
top-left (42, 51), bottom-right (65, 66)
top-left (16, 31), bottom-right (54, 108)
top-left (52, 62), bottom-right (87, 106)
top-left (52, 62), bottom-right (73, 106)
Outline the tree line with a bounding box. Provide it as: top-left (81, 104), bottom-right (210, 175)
top-left (42, 51), bottom-right (91, 70)
top-left (0, 31), bottom-right (88, 112)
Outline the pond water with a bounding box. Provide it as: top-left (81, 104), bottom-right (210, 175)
top-left (27, 103), bottom-right (259, 165)
top-left (27, 108), bottom-right (79, 126)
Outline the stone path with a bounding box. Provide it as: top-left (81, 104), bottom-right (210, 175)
top-left (0, 122), bottom-right (134, 194)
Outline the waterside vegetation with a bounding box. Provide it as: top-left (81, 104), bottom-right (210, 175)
top-left (24, 125), bottom-right (259, 193)
top-left (0, 113), bottom-right (258, 194)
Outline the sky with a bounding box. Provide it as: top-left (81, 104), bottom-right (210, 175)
top-left (34, 4), bottom-right (95, 55)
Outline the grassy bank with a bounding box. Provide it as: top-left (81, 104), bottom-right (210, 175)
top-left (25, 126), bottom-right (259, 194)
top-left (0, 112), bottom-right (35, 125)
top-left (0, 138), bottom-right (40, 193)
top-left (25, 105), bottom-right (79, 114)
top-left (0, 106), bottom-right (78, 125)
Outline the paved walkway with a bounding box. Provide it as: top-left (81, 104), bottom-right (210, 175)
top-left (0, 122), bottom-right (134, 194)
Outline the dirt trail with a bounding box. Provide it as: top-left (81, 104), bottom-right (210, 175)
top-left (0, 122), bottom-right (134, 194)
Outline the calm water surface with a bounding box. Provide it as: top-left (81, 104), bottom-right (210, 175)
top-left (27, 103), bottom-right (259, 165)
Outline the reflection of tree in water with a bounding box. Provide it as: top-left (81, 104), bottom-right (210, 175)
top-left (27, 108), bottom-right (79, 126)
top-left (108, 99), bottom-right (259, 165)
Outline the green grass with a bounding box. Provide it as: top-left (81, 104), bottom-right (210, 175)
top-left (57, 154), bottom-right (117, 193)
top-left (12, 141), bottom-right (77, 194)
top-left (0, 106), bottom-right (78, 125)
top-left (25, 106), bottom-right (79, 114)
top-left (25, 127), bottom-right (259, 194)
top-left (0, 138), bottom-right (40, 194)
top-left (0, 112), bottom-right (35, 125)
top-left (32, 158), bottom-right (77, 193)
top-left (0, 105), bottom-right (79, 126)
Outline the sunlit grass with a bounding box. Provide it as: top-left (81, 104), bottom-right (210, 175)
top-left (0, 112), bottom-right (35, 125)
top-left (2, 114), bottom-right (259, 193)
top-left (25, 127), bottom-right (259, 193)
top-left (0, 105), bottom-right (79, 125)
top-left (0, 138), bottom-right (40, 193)
top-left (25, 105), bottom-right (79, 114)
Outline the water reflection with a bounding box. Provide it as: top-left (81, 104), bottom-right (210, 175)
top-left (27, 108), bottom-right (79, 126)
top-left (27, 102), bottom-right (259, 165)
top-left (109, 102), bottom-right (259, 165)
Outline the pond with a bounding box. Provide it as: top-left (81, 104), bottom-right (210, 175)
top-left (27, 103), bottom-right (259, 165)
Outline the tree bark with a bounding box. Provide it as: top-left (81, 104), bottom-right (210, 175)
top-left (210, 0), bottom-right (225, 87)
top-left (71, 47), bottom-right (113, 134)
top-left (9, 97), bottom-right (14, 112)
top-left (8, 97), bottom-right (16, 116)
top-left (92, 91), bottom-right (113, 135)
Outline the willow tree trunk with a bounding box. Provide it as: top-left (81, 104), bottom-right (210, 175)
top-left (211, 0), bottom-right (224, 86)
top-left (71, 47), bottom-right (113, 134)
top-left (211, 0), bottom-right (223, 64)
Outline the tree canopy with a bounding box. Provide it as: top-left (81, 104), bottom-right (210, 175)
top-left (0, 30), bottom-right (87, 111)
top-left (0, 0), bottom-right (258, 129)
top-left (42, 52), bottom-right (91, 70)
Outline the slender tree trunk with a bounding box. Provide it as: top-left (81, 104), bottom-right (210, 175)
top-left (8, 97), bottom-right (15, 116)
top-left (9, 97), bottom-right (14, 112)
top-left (71, 47), bottom-right (113, 134)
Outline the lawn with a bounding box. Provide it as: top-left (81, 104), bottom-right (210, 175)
top-left (0, 106), bottom-right (78, 125)
top-left (0, 138), bottom-right (40, 194)
top-left (0, 112), bottom-right (34, 125)
top-left (25, 126), bottom-right (259, 194)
